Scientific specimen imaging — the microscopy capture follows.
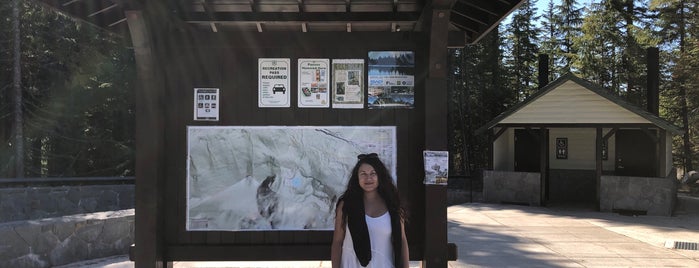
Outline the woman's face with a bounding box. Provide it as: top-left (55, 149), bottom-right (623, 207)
top-left (358, 163), bottom-right (379, 193)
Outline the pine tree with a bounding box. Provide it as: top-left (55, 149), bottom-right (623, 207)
top-left (555, 0), bottom-right (584, 74)
top-left (504, 0), bottom-right (540, 100)
top-left (651, 0), bottom-right (698, 172)
top-left (540, 0), bottom-right (563, 80)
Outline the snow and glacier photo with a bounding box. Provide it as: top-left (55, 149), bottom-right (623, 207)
top-left (186, 126), bottom-right (396, 231)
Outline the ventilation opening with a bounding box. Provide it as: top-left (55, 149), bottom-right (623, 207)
top-left (612, 209), bottom-right (647, 216)
top-left (665, 240), bottom-right (699, 251)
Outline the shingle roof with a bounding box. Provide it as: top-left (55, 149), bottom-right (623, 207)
top-left (477, 73), bottom-right (683, 135)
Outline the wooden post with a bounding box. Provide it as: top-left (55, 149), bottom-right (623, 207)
top-left (126, 10), bottom-right (167, 268)
top-left (539, 128), bottom-right (547, 204)
top-left (595, 128), bottom-right (603, 210)
top-left (659, 129), bottom-right (667, 177)
top-left (423, 2), bottom-right (451, 267)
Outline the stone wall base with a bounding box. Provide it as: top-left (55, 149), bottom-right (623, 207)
top-left (483, 170), bottom-right (541, 206)
top-left (0, 209), bottom-right (134, 268)
top-left (600, 176), bottom-right (676, 216)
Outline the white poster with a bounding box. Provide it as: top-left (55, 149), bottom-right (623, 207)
top-left (423, 150), bottom-right (449, 185)
top-left (186, 126), bottom-right (397, 231)
top-left (258, 58), bottom-right (291, 107)
top-left (298, 59), bottom-right (330, 108)
top-left (332, 59), bottom-right (364, 109)
top-left (193, 88), bottom-right (219, 121)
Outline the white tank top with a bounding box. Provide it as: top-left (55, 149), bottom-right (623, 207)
top-left (341, 212), bottom-right (394, 268)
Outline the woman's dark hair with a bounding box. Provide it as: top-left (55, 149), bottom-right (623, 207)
top-left (337, 153), bottom-right (406, 267)
top-left (338, 154), bottom-right (405, 221)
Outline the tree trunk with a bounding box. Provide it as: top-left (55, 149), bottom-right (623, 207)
top-left (12, 0), bottom-right (24, 178)
top-left (677, 2), bottom-right (693, 172)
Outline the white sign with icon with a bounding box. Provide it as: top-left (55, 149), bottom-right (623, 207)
top-left (194, 88), bottom-right (219, 121)
top-left (258, 58), bottom-right (291, 107)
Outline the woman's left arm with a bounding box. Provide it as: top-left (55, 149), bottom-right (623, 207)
top-left (400, 220), bottom-right (409, 268)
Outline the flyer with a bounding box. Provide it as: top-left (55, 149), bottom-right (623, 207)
top-left (298, 59), bottom-right (330, 108)
top-left (258, 58), bottom-right (291, 107)
top-left (193, 88), bottom-right (219, 121)
top-left (332, 59), bottom-right (364, 109)
top-left (423, 150), bottom-right (449, 185)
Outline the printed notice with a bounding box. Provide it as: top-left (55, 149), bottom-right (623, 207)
top-left (298, 59), bottom-right (330, 108)
top-left (194, 88), bottom-right (219, 121)
top-left (332, 59), bottom-right (364, 109)
top-left (368, 51), bottom-right (414, 109)
top-left (259, 58), bottom-right (291, 107)
top-left (423, 150), bottom-right (449, 185)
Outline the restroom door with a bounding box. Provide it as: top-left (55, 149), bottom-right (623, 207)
top-left (615, 129), bottom-right (656, 177)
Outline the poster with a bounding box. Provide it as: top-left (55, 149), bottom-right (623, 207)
top-left (423, 150), bottom-right (448, 185)
top-left (298, 59), bottom-right (330, 108)
top-left (368, 51), bottom-right (414, 109)
top-left (258, 58), bottom-right (291, 107)
top-left (193, 88), bottom-right (219, 121)
top-left (332, 59), bottom-right (364, 109)
top-left (186, 126), bottom-right (396, 231)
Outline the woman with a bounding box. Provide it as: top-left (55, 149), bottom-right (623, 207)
top-left (331, 153), bottom-right (409, 268)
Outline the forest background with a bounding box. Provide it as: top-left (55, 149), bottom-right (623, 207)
top-left (0, 0), bottom-right (697, 179)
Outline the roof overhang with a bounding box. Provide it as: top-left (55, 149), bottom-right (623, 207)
top-left (34, 0), bottom-right (523, 45)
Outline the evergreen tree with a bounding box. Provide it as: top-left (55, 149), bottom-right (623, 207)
top-left (504, 0), bottom-right (540, 100)
top-left (555, 0), bottom-right (584, 74)
top-left (574, 0), bottom-right (658, 105)
top-left (651, 0), bottom-right (698, 172)
top-left (448, 27), bottom-right (513, 176)
top-left (540, 0), bottom-right (563, 80)
top-left (0, 1), bottom-right (135, 177)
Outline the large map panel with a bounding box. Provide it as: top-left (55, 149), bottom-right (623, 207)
top-left (186, 126), bottom-right (396, 231)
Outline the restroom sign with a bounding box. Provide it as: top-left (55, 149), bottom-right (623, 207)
top-left (194, 88), bottom-right (219, 121)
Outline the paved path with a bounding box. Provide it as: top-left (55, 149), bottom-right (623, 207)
top-left (60, 203), bottom-right (699, 267)
top-left (448, 203), bottom-right (699, 267)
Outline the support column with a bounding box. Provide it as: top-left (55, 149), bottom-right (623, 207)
top-left (126, 10), bottom-right (167, 268)
top-left (423, 3), bottom-right (451, 268)
top-left (595, 128), bottom-right (603, 210)
top-left (539, 128), bottom-right (547, 204)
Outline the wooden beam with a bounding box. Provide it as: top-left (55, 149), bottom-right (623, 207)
top-left (539, 127), bottom-right (547, 205)
top-left (659, 130), bottom-right (667, 177)
top-left (88, 4), bottom-right (118, 17)
top-left (126, 9), bottom-right (166, 268)
top-left (183, 11), bottom-right (421, 23)
top-left (641, 128), bottom-right (659, 143)
top-left (492, 126), bottom-right (508, 141)
top-left (424, 6), bottom-right (451, 268)
top-left (595, 128), bottom-right (602, 210)
top-left (603, 128), bottom-right (617, 141)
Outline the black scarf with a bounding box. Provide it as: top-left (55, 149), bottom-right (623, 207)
top-left (346, 202), bottom-right (403, 268)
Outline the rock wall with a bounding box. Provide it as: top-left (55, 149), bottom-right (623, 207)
top-left (483, 170), bottom-right (541, 206)
top-left (0, 185), bottom-right (134, 222)
top-left (0, 209), bottom-right (134, 268)
top-left (600, 175), bottom-right (677, 216)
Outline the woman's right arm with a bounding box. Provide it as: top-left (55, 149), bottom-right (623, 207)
top-left (331, 201), bottom-right (346, 268)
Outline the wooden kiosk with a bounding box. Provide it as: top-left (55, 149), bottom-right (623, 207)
top-left (37, 1), bottom-right (523, 267)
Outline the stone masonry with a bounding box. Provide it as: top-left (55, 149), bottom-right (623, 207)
top-left (600, 175), bottom-right (677, 216)
top-left (0, 209), bottom-right (134, 268)
top-left (0, 185), bottom-right (134, 222)
top-left (483, 170), bottom-right (541, 206)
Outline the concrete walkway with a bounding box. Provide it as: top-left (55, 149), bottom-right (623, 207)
top-left (60, 203), bottom-right (699, 267)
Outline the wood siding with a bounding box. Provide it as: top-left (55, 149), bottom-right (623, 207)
top-left (549, 128), bottom-right (615, 170)
top-left (500, 81), bottom-right (652, 124)
top-left (493, 128), bottom-right (616, 172)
